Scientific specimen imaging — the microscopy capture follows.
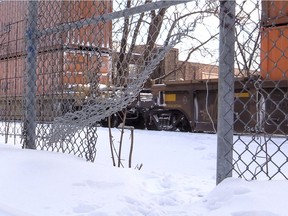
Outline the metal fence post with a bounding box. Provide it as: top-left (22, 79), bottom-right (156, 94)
top-left (23, 1), bottom-right (38, 149)
top-left (216, 0), bottom-right (236, 184)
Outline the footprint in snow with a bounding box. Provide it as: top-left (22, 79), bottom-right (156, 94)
top-left (73, 203), bottom-right (96, 214)
top-left (232, 211), bottom-right (279, 216)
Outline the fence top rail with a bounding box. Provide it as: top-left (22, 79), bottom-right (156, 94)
top-left (36, 0), bottom-right (191, 37)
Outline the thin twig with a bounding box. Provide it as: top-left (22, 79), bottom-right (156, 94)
top-left (108, 116), bottom-right (116, 166)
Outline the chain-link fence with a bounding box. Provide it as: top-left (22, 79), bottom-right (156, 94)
top-left (218, 0), bottom-right (288, 183)
top-left (0, 0), bottom-right (287, 182)
top-left (0, 0), bottom-right (203, 161)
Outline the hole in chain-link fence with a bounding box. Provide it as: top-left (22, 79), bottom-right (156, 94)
top-left (1, 0), bottom-right (219, 162)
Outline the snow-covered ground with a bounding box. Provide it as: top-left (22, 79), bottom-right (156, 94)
top-left (0, 127), bottom-right (287, 216)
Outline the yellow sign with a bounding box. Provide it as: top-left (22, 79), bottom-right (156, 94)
top-left (235, 92), bottom-right (250, 98)
top-left (165, 94), bottom-right (176, 102)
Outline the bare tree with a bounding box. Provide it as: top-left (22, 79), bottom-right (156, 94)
top-left (113, 0), bottom-right (220, 87)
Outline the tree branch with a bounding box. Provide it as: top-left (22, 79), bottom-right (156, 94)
top-left (153, 32), bottom-right (219, 82)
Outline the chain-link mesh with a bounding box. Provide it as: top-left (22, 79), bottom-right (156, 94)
top-left (221, 0), bottom-right (288, 181)
top-left (1, 0), bottom-right (209, 161)
top-left (37, 0), bottom-right (192, 158)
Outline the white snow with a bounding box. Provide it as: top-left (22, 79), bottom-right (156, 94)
top-left (0, 127), bottom-right (287, 216)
